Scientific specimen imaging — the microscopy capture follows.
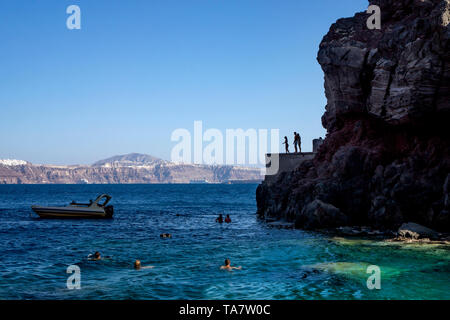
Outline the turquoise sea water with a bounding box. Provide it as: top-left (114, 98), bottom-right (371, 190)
top-left (0, 184), bottom-right (449, 300)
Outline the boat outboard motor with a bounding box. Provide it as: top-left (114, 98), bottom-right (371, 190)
top-left (105, 205), bottom-right (114, 218)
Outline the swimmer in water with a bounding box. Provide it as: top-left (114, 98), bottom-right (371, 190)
top-left (88, 251), bottom-right (102, 261)
top-left (134, 260), bottom-right (154, 270)
top-left (87, 252), bottom-right (111, 261)
top-left (220, 258), bottom-right (241, 271)
top-left (225, 214), bottom-right (231, 223)
top-left (216, 214), bottom-right (224, 223)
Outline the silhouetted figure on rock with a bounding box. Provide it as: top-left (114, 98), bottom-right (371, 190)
top-left (293, 132), bottom-right (299, 153)
top-left (296, 133), bottom-right (302, 153)
top-left (283, 136), bottom-right (290, 153)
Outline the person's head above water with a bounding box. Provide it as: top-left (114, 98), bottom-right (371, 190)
top-left (133, 260), bottom-right (155, 270)
top-left (220, 258), bottom-right (241, 270)
top-left (94, 252), bottom-right (101, 259)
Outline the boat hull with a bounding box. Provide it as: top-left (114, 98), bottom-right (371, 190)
top-left (31, 206), bottom-right (113, 219)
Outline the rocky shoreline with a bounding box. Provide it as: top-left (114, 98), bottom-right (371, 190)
top-left (257, 0), bottom-right (450, 233)
top-left (264, 220), bottom-right (450, 245)
top-left (334, 222), bottom-right (450, 244)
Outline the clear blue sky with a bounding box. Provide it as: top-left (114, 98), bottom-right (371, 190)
top-left (0, 0), bottom-right (368, 165)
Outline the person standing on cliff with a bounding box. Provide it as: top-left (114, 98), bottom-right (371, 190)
top-left (296, 133), bottom-right (302, 153)
top-left (293, 132), bottom-right (298, 153)
top-left (283, 136), bottom-right (290, 153)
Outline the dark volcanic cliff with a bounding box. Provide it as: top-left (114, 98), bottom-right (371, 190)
top-left (257, 0), bottom-right (450, 231)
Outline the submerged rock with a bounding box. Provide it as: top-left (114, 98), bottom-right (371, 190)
top-left (304, 262), bottom-right (402, 280)
top-left (306, 262), bottom-right (370, 276)
top-left (257, 0), bottom-right (450, 232)
top-left (334, 226), bottom-right (389, 237)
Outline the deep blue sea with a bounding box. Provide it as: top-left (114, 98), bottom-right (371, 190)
top-left (0, 184), bottom-right (449, 300)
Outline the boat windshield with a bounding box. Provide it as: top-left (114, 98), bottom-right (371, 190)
top-left (93, 194), bottom-right (112, 207)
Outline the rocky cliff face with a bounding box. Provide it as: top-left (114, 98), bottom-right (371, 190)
top-left (257, 0), bottom-right (450, 231)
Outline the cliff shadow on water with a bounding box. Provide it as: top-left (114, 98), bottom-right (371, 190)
top-left (257, 0), bottom-right (450, 232)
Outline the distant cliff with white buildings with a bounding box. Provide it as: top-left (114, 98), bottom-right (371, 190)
top-left (0, 153), bottom-right (263, 184)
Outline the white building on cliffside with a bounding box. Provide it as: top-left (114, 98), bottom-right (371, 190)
top-left (0, 159), bottom-right (28, 166)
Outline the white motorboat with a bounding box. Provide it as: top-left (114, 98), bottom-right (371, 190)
top-left (31, 194), bottom-right (113, 219)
